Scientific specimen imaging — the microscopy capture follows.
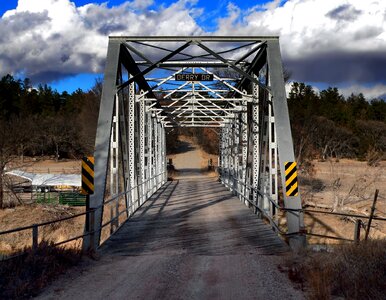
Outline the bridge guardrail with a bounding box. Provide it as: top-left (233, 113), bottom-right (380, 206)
top-left (0, 171), bottom-right (167, 261)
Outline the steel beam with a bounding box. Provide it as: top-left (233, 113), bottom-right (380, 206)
top-left (83, 40), bottom-right (120, 251)
top-left (266, 40), bottom-right (305, 248)
top-left (110, 36), bottom-right (279, 42)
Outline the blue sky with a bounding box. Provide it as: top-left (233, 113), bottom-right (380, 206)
top-left (1, 0), bottom-right (386, 99)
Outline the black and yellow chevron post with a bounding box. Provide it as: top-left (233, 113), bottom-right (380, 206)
top-left (285, 161), bottom-right (298, 197)
top-left (81, 156), bottom-right (94, 195)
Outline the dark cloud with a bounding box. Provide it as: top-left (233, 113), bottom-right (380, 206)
top-left (30, 70), bottom-right (77, 83)
top-left (285, 51), bottom-right (386, 84)
top-left (354, 26), bottom-right (383, 40)
top-left (98, 23), bottom-right (127, 35)
top-left (326, 4), bottom-right (362, 22)
top-left (0, 11), bottom-right (50, 33)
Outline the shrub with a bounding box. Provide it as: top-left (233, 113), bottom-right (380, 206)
top-left (0, 241), bottom-right (81, 299)
top-left (283, 240), bottom-right (386, 299)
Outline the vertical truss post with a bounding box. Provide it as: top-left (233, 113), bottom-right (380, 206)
top-left (110, 94), bottom-right (119, 232)
top-left (268, 100), bottom-right (278, 217)
top-left (260, 100), bottom-right (269, 212)
top-left (144, 110), bottom-right (149, 197)
top-left (219, 128), bottom-right (225, 182)
top-left (157, 123), bottom-right (162, 188)
top-left (258, 87), bottom-right (278, 217)
top-left (241, 100), bottom-right (248, 206)
top-left (230, 121), bottom-right (236, 194)
top-left (267, 40), bottom-right (305, 248)
top-left (119, 90), bottom-right (131, 217)
top-left (152, 117), bottom-right (158, 192)
top-left (221, 127), bottom-right (226, 184)
top-left (161, 126), bottom-right (167, 183)
top-left (128, 81), bottom-right (136, 212)
top-left (252, 79), bottom-right (260, 213)
top-left (234, 115), bottom-right (241, 197)
top-left (139, 98), bottom-right (146, 205)
top-left (147, 114), bottom-right (153, 195)
top-left (225, 125), bottom-right (231, 186)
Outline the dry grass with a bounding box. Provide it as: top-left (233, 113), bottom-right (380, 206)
top-left (0, 204), bottom-right (85, 254)
top-left (282, 239), bottom-right (386, 299)
top-left (0, 241), bottom-right (82, 299)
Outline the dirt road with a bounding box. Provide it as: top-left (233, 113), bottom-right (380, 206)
top-left (39, 178), bottom-right (302, 300)
top-left (168, 136), bottom-right (210, 179)
top-left (38, 139), bottom-right (303, 299)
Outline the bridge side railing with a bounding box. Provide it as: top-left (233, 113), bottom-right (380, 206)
top-left (0, 171), bottom-right (167, 261)
top-left (97, 172), bottom-right (167, 243)
top-left (220, 168), bottom-right (386, 243)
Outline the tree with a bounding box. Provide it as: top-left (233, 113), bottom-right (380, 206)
top-left (0, 117), bottom-right (30, 208)
top-left (310, 116), bottom-right (357, 160)
top-left (75, 82), bottom-right (102, 155)
top-left (355, 120), bottom-right (386, 163)
top-left (0, 75), bottom-right (23, 119)
top-left (43, 115), bottom-right (81, 161)
top-left (369, 99), bottom-right (386, 122)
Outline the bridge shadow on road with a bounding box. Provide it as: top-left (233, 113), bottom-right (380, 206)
top-left (38, 175), bottom-right (304, 300)
top-left (101, 175), bottom-right (289, 257)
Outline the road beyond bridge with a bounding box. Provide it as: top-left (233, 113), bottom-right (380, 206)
top-left (39, 141), bottom-right (304, 300)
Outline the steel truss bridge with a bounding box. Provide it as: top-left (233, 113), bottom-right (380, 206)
top-left (84, 36), bottom-right (305, 251)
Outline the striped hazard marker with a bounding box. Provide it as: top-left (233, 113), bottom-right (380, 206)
top-left (285, 161), bottom-right (298, 197)
top-left (81, 156), bottom-right (94, 195)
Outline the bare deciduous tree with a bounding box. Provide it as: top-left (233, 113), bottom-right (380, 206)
top-left (310, 116), bottom-right (357, 160)
top-left (0, 118), bottom-right (29, 208)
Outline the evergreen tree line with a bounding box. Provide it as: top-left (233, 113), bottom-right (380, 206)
top-left (0, 74), bottom-right (100, 162)
top-left (1, 74), bottom-right (385, 164)
top-left (288, 82), bottom-right (386, 165)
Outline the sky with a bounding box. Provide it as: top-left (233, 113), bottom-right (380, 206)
top-left (1, 0), bottom-right (386, 99)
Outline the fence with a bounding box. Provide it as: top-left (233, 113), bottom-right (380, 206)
top-left (221, 172), bottom-right (386, 244)
top-left (0, 171), bottom-right (166, 261)
top-left (1, 170), bottom-right (384, 260)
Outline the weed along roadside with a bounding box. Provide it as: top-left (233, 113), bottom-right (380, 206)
top-left (282, 239), bottom-right (386, 299)
top-left (0, 242), bottom-right (82, 299)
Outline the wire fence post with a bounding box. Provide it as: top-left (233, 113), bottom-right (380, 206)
top-left (354, 219), bottom-right (362, 243)
top-left (32, 224), bottom-right (38, 252)
top-left (365, 189), bottom-right (379, 240)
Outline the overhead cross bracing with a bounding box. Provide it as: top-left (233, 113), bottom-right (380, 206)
top-left (84, 36), bottom-right (305, 252)
top-left (114, 36), bottom-right (271, 128)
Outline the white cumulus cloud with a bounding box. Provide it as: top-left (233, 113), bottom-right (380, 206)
top-left (340, 84), bottom-right (386, 100)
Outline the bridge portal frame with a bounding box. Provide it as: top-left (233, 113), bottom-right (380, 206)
top-left (83, 36), bottom-right (305, 251)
